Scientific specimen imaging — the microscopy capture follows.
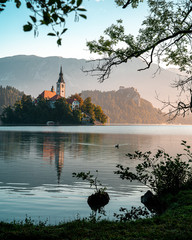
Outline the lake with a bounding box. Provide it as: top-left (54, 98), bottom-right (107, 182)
top-left (0, 125), bottom-right (192, 224)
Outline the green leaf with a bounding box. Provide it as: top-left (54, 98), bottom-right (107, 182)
top-left (59, 16), bottom-right (65, 22)
top-left (43, 10), bottom-right (52, 25)
top-left (76, 0), bottom-right (82, 7)
top-left (61, 28), bottom-right (68, 35)
top-left (15, 0), bottom-right (21, 8)
top-left (77, 8), bottom-right (87, 11)
top-left (57, 38), bottom-right (62, 46)
top-left (26, 2), bottom-right (32, 8)
top-left (48, 0), bottom-right (57, 6)
top-left (79, 14), bottom-right (87, 19)
top-left (30, 16), bottom-right (36, 23)
top-left (47, 33), bottom-right (56, 36)
top-left (52, 13), bottom-right (58, 22)
top-left (23, 22), bottom-right (33, 32)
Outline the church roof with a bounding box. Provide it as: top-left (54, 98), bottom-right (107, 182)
top-left (58, 66), bottom-right (65, 83)
top-left (39, 90), bottom-right (56, 99)
top-left (49, 95), bottom-right (62, 101)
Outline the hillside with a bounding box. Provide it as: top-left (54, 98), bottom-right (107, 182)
top-left (0, 55), bottom-right (181, 109)
top-left (0, 86), bottom-right (24, 114)
top-left (81, 88), bottom-right (166, 124)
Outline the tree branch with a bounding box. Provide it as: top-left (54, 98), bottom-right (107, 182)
top-left (123, 0), bottom-right (131, 8)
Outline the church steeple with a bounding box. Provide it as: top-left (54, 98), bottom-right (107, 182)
top-left (58, 66), bottom-right (65, 83)
top-left (56, 66), bottom-right (65, 97)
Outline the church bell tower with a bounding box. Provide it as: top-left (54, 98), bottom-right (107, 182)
top-left (56, 66), bottom-right (65, 98)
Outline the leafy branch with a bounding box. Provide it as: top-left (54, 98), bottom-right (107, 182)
top-left (72, 170), bottom-right (106, 193)
top-left (0, 0), bottom-right (87, 45)
top-left (115, 140), bottom-right (192, 196)
top-left (85, 1), bottom-right (192, 82)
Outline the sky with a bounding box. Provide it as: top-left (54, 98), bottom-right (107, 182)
top-left (0, 0), bottom-right (148, 59)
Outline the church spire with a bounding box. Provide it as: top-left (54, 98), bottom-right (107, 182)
top-left (58, 66), bottom-right (65, 83)
top-left (56, 66), bottom-right (65, 97)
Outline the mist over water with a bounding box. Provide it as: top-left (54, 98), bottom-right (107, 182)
top-left (0, 125), bottom-right (191, 224)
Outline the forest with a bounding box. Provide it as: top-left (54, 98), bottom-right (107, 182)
top-left (81, 88), bottom-right (167, 124)
top-left (2, 85), bottom-right (192, 125)
top-left (0, 89), bottom-right (107, 125)
top-left (0, 85), bottom-right (24, 114)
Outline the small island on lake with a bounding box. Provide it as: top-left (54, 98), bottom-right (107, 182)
top-left (0, 67), bottom-right (108, 125)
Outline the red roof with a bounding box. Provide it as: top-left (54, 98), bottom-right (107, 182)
top-left (39, 90), bottom-right (56, 99)
top-left (49, 95), bottom-right (62, 101)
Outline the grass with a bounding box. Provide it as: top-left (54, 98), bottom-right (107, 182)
top-left (1, 190), bottom-right (192, 240)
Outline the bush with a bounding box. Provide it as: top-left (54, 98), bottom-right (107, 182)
top-left (72, 170), bottom-right (110, 213)
top-left (115, 140), bottom-right (192, 197)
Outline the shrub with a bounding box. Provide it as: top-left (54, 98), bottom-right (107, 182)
top-left (72, 170), bottom-right (106, 193)
top-left (115, 140), bottom-right (192, 196)
top-left (72, 170), bottom-right (110, 212)
top-left (114, 206), bottom-right (150, 222)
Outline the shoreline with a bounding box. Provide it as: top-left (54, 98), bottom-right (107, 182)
top-left (0, 189), bottom-right (192, 239)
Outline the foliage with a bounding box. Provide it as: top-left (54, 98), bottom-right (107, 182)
top-left (1, 93), bottom-right (107, 125)
top-left (114, 206), bottom-right (150, 222)
top-left (82, 97), bottom-right (95, 121)
top-left (0, 85), bottom-right (24, 114)
top-left (1, 94), bottom-right (73, 124)
top-left (53, 97), bottom-right (73, 123)
top-left (87, 0), bottom-right (192, 80)
top-left (82, 96), bottom-right (108, 124)
top-left (0, 0), bottom-right (87, 45)
top-left (68, 93), bottom-right (84, 108)
top-left (84, 0), bottom-right (192, 118)
top-left (72, 170), bottom-right (109, 215)
top-left (72, 109), bottom-right (82, 123)
top-left (115, 140), bottom-right (192, 196)
top-left (72, 170), bottom-right (107, 193)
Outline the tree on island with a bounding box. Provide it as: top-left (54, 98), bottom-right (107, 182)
top-left (1, 93), bottom-right (107, 125)
top-left (68, 93), bottom-right (84, 108)
top-left (0, 86), bottom-right (24, 114)
top-left (82, 97), bottom-right (108, 124)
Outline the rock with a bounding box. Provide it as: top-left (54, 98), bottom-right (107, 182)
top-left (141, 190), bottom-right (154, 205)
top-left (141, 190), bottom-right (162, 214)
top-left (87, 191), bottom-right (110, 211)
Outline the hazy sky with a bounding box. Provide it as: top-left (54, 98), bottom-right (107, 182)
top-left (0, 0), bottom-right (148, 59)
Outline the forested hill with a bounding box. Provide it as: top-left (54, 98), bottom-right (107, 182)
top-left (81, 88), bottom-right (166, 124)
top-left (0, 86), bottom-right (24, 114)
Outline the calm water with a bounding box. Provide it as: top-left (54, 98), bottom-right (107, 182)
top-left (0, 125), bottom-right (192, 224)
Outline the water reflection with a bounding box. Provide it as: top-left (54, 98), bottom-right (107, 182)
top-left (42, 135), bottom-right (65, 183)
top-left (1, 126), bottom-right (192, 223)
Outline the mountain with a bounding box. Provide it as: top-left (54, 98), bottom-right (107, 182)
top-left (0, 55), bottom-right (181, 109)
top-left (81, 88), bottom-right (166, 124)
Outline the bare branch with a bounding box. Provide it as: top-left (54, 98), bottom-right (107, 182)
top-left (138, 46), bottom-right (155, 71)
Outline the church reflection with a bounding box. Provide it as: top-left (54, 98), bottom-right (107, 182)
top-left (42, 136), bottom-right (64, 184)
